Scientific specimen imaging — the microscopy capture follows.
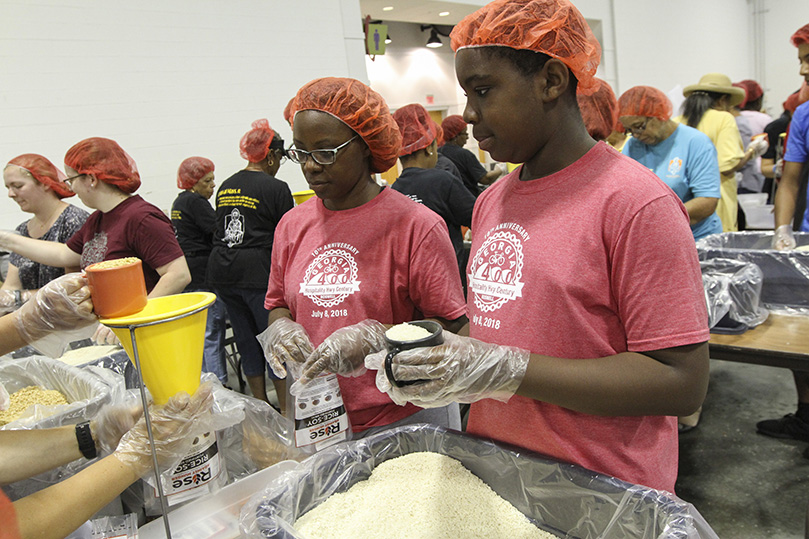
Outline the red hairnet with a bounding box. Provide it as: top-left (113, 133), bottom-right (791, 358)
top-left (283, 97), bottom-right (295, 127)
top-left (786, 83), bottom-right (809, 114)
top-left (64, 137), bottom-right (140, 194)
top-left (450, 0), bottom-right (601, 94)
top-left (791, 23), bottom-right (809, 47)
top-left (6, 154), bottom-right (72, 199)
top-left (441, 115), bottom-right (467, 142)
top-left (736, 79), bottom-right (763, 104)
top-left (240, 119), bottom-right (276, 163)
top-left (435, 122), bottom-right (445, 146)
top-left (577, 78), bottom-right (618, 141)
top-left (617, 86), bottom-right (673, 122)
top-left (177, 157), bottom-right (215, 190)
top-left (393, 104), bottom-right (439, 156)
top-left (292, 77), bottom-right (401, 173)
top-left (732, 82), bottom-right (749, 108)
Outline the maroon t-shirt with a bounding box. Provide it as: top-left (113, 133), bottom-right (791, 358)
top-left (66, 195), bottom-right (184, 292)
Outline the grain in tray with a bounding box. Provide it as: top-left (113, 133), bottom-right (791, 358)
top-left (294, 451), bottom-right (557, 539)
top-left (0, 386), bottom-right (69, 426)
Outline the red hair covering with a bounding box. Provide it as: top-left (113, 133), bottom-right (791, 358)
top-left (618, 86), bottom-right (673, 122)
top-left (393, 104), bottom-right (439, 156)
top-left (177, 157), bottom-right (215, 190)
top-left (791, 23), bottom-right (809, 47)
top-left (240, 119), bottom-right (276, 163)
top-left (732, 82), bottom-right (749, 108)
top-left (283, 97), bottom-right (295, 127)
top-left (291, 77), bottom-right (401, 173)
top-left (450, 0), bottom-right (601, 94)
top-left (736, 79), bottom-right (763, 104)
top-left (435, 122), bottom-right (445, 147)
top-left (577, 78), bottom-right (618, 141)
top-left (64, 138), bottom-right (140, 194)
top-left (785, 83), bottom-right (809, 114)
top-left (441, 115), bottom-right (467, 142)
top-left (5, 153), bottom-right (72, 198)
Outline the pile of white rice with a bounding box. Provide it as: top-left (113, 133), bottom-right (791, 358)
top-left (294, 452), bottom-right (556, 538)
top-left (385, 323), bottom-right (433, 342)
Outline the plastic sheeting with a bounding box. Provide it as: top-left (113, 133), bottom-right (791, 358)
top-left (239, 424), bottom-right (719, 539)
top-left (697, 231), bottom-right (809, 314)
top-left (701, 258), bottom-right (768, 329)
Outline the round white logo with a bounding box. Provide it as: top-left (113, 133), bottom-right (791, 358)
top-left (300, 249), bottom-right (361, 308)
top-left (469, 230), bottom-right (525, 312)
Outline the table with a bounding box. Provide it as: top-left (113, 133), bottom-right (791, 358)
top-left (709, 313), bottom-right (809, 371)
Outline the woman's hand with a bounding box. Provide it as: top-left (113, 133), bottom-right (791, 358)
top-left (365, 331), bottom-right (530, 408)
top-left (291, 320), bottom-right (387, 392)
top-left (14, 273), bottom-right (96, 343)
top-left (257, 318), bottom-right (314, 378)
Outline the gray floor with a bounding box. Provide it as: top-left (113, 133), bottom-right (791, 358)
top-left (677, 359), bottom-right (809, 538)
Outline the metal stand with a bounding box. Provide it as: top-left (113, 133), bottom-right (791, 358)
top-left (107, 300), bottom-right (213, 539)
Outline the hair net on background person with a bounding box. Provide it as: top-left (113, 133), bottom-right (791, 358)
top-left (177, 156), bottom-right (215, 190)
top-left (736, 79), bottom-right (763, 103)
top-left (64, 137), bottom-right (141, 194)
top-left (240, 119), bottom-right (276, 163)
top-left (791, 23), bottom-right (809, 46)
top-left (283, 98), bottom-right (295, 127)
top-left (732, 82), bottom-right (749, 108)
top-left (291, 77), bottom-right (402, 173)
top-left (577, 78), bottom-right (618, 141)
top-left (6, 154), bottom-right (72, 198)
top-left (441, 115), bottom-right (467, 142)
top-left (435, 122), bottom-right (445, 146)
top-left (618, 86), bottom-right (674, 122)
top-left (450, 0), bottom-right (601, 95)
top-left (393, 104), bottom-right (439, 156)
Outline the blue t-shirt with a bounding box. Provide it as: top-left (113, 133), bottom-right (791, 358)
top-left (623, 124), bottom-right (722, 240)
top-left (784, 102), bottom-right (809, 231)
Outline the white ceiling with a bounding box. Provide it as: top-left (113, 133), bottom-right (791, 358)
top-left (358, 0), bottom-right (482, 25)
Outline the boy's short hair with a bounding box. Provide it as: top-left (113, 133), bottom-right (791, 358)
top-left (479, 47), bottom-right (579, 95)
top-left (450, 0), bottom-right (600, 94)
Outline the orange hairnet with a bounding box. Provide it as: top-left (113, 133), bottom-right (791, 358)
top-left (732, 82), bottom-right (748, 108)
top-left (577, 78), bottom-right (618, 141)
top-left (736, 80), bottom-right (763, 103)
top-left (393, 104), bottom-right (439, 156)
top-left (6, 154), bottom-right (72, 199)
top-left (618, 86), bottom-right (673, 122)
top-left (791, 23), bottom-right (809, 47)
top-left (435, 122), bottom-right (445, 146)
top-left (240, 119), bottom-right (276, 163)
top-left (177, 157), bottom-right (215, 190)
top-left (283, 97), bottom-right (295, 127)
top-left (450, 0), bottom-right (601, 95)
top-left (64, 137), bottom-right (140, 194)
top-left (292, 77), bottom-right (401, 173)
top-left (441, 115), bottom-right (467, 142)
top-left (786, 83), bottom-right (809, 114)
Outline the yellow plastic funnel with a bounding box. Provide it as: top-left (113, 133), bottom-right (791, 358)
top-left (292, 189), bottom-right (315, 205)
top-left (100, 292), bottom-right (216, 404)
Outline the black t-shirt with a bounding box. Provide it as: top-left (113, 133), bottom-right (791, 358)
top-left (391, 167), bottom-right (474, 261)
top-left (171, 191), bottom-right (216, 288)
top-left (436, 154), bottom-right (463, 184)
top-left (438, 143), bottom-right (488, 198)
top-left (763, 112), bottom-right (791, 160)
top-left (207, 170), bottom-right (294, 288)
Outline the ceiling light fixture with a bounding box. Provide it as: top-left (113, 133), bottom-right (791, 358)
top-left (382, 6), bottom-right (393, 11)
top-left (439, 11), bottom-right (450, 16)
top-left (426, 28), bottom-right (442, 48)
top-left (385, 33), bottom-right (392, 44)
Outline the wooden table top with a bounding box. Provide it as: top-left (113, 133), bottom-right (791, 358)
top-left (709, 313), bottom-right (809, 370)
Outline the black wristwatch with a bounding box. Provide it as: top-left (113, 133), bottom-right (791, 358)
top-left (75, 421), bottom-right (98, 460)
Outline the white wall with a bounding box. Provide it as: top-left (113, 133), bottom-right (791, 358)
top-left (0, 0), bottom-right (366, 230)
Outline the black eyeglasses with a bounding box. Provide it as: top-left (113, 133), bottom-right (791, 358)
top-left (625, 118), bottom-right (649, 136)
top-left (287, 136), bottom-right (358, 166)
top-left (63, 173), bottom-right (84, 188)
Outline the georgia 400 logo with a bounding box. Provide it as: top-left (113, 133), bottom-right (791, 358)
top-left (300, 249), bottom-right (361, 308)
top-left (469, 230), bottom-right (525, 313)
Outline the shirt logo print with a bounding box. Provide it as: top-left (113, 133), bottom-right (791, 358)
top-left (300, 249), bottom-right (361, 308)
top-left (82, 231), bottom-right (109, 268)
top-left (469, 229), bottom-right (525, 313)
top-left (667, 157), bottom-right (683, 177)
top-left (223, 208), bottom-right (244, 248)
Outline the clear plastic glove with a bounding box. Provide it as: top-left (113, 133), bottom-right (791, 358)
top-left (0, 382), bottom-right (8, 412)
top-left (365, 331), bottom-right (530, 408)
top-left (257, 318), bottom-right (313, 378)
top-left (749, 134), bottom-right (769, 158)
top-left (113, 383), bottom-right (214, 478)
top-left (291, 320), bottom-right (387, 392)
top-left (92, 323), bottom-right (121, 345)
top-left (0, 289), bottom-right (32, 315)
top-left (91, 400), bottom-right (144, 455)
top-left (14, 273), bottom-right (96, 344)
top-left (775, 158), bottom-right (784, 180)
top-left (772, 224), bottom-right (797, 250)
